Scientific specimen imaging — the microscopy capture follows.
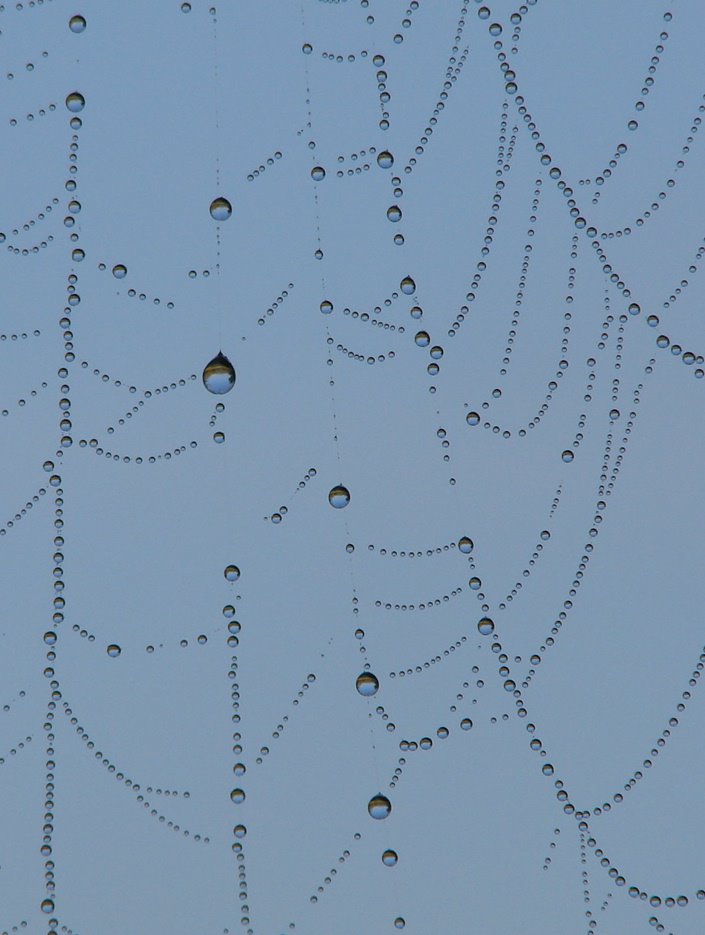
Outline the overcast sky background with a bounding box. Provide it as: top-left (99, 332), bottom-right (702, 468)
top-left (0, 1), bottom-right (704, 933)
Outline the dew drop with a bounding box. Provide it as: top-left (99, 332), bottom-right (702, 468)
top-left (203, 352), bottom-right (236, 394)
top-left (368, 794), bottom-right (392, 819)
top-left (382, 849), bottom-right (398, 866)
top-left (224, 565), bottom-right (240, 582)
top-left (561, 450), bottom-right (574, 463)
top-left (69, 14), bottom-right (86, 32)
top-left (466, 411), bottom-right (480, 426)
top-left (65, 92), bottom-right (85, 113)
top-left (387, 205), bottom-right (402, 222)
top-left (414, 331), bottom-right (430, 347)
top-left (41, 898), bottom-right (54, 914)
top-left (311, 166), bottom-right (326, 181)
top-left (328, 485), bottom-right (350, 509)
top-left (320, 299), bottom-right (333, 314)
top-left (112, 264), bottom-right (127, 279)
top-left (230, 788), bottom-right (246, 803)
top-left (210, 197), bottom-right (232, 221)
top-left (356, 672), bottom-right (379, 696)
top-left (458, 536), bottom-right (473, 553)
top-left (394, 918), bottom-right (405, 929)
top-left (107, 644), bottom-right (121, 658)
top-left (400, 276), bottom-right (416, 295)
top-left (477, 617), bottom-right (494, 636)
top-left (377, 151), bottom-right (394, 168)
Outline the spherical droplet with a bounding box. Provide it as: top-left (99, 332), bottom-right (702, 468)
top-left (609, 408), bottom-right (620, 420)
top-left (387, 205), bottom-right (402, 222)
top-left (368, 794), bottom-right (392, 819)
top-left (203, 351), bottom-right (236, 394)
top-left (65, 91), bottom-right (85, 113)
top-left (311, 166), bottom-right (326, 181)
top-left (382, 849), bottom-right (398, 866)
top-left (329, 485), bottom-right (350, 509)
top-left (561, 449), bottom-right (574, 463)
top-left (320, 299), bottom-right (333, 314)
top-left (628, 302), bottom-right (641, 316)
top-left (400, 276), bottom-right (416, 295)
top-left (210, 197), bottom-right (232, 221)
top-left (477, 617), bottom-right (494, 636)
top-left (107, 644), bottom-right (121, 658)
top-left (458, 536), bottom-right (473, 553)
top-left (356, 672), bottom-right (379, 696)
top-left (414, 331), bottom-right (430, 347)
top-left (466, 411), bottom-right (480, 426)
top-left (224, 565), bottom-right (240, 582)
top-left (41, 898), bottom-right (54, 913)
top-left (230, 788), bottom-right (246, 803)
top-left (112, 264), bottom-right (127, 279)
top-left (377, 150), bottom-right (394, 168)
top-left (69, 14), bottom-right (86, 32)
top-left (394, 918), bottom-right (405, 929)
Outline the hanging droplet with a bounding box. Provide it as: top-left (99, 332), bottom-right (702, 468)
top-left (400, 276), bottom-right (416, 295)
top-left (368, 794), bottom-right (392, 819)
top-left (69, 14), bottom-right (86, 32)
top-left (224, 565), bottom-right (240, 582)
top-left (311, 166), bottom-right (326, 181)
top-left (382, 849), bottom-right (398, 866)
top-left (107, 644), bottom-right (122, 657)
top-left (387, 205), bottom-right (402, 222)
top-left (561, 450), bottom-right (574, 463)
top-left (65, 91), bottom-right (85, 113)
top-left (320, 299), bottom-right (333, 314)
top-left (203, 352), bottom-right (236, 394)
top-left (377, 150), bottom-right (394, 168)
top-left (328, 485), bottom-right (350, 509)
top-left (458, 536), bottom-right (473, 553)
top-left (210, 197), bottom-right (232, 221)
top-left (112, 264), bottom-right (127, 279)
top-left (356, 672), bottom-right (379, 696)
top-left (477, 617), bottom-right (494, 636)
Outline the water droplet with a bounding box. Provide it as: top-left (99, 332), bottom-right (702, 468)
top-left (400, 276), bottom-right (416, 295)
top-left (609, 408), bottom-right (620, 420)
top-left (466, 411), bottom-right (480, 426)
top-left (368, 794), bottom-right (392, 819)
top-left (356, 672), bottom-right (379, 696)
top-left (41, 898), bottom-right (54, 914)
top-left (203, 352), bottom-right (236, 394)
top-left (311, 166), bottom-right (326, 181)
top-left (112, 264), bottom-right (127, 279)
top-left (387, 205), bottom-right (402, 222)
top-left (230, 788), bottom-right (246, 803)
top-left (458, 536), bottom-right (473, 553)
top-left (477, 617), bottom-right (494, 635)
top-left (69, 14), bottom-right (86, 32)
top-left (628, 302), bottom-right (641, 316)
top-left (210, 197), bottom-right (232, 221)
top-left (213, 431), bottom-right (225, 444)
top-left (328, 485), bottom-right (350, 509)
top-left (561, 450), bottom-right (574, 463)
top-left (320, 299), bottom-right (333, 314)
top-left (382, 849), bottom-right (398, 866)
top-left (65, 91), bottom-right (85, 113)
top-left (224, 565), bottom-right (240, 582)
top-left (394, 918), bottom-right (405, 929)
top-left (414, 331), bottom-right (430, 347)
top-left (377, 151), bottom-right (394, 168)
top-left (460, 718), bottom-right (473, 730)
top-left (107, 644), bottom-right (121, 657)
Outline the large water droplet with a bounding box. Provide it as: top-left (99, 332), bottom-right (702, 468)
top-left (210, 197), bottom-right (232, 221)
top-left (382, 849), bottom-right (398, 866)
top-left (107, 644), bottom-right (121, 657)
top-left (203, 352), bottom-right (236, 394)
top-left (66, 91), bottom-right (85, 113)
top-left (368, 794), bottom-right (392, 819)
top-left (477, 617), bottom-right (494, 635)
top-left (311, 166), bottom-right (326, 181)
top-left (377, 150), bottom-right (394, 168)
top-left (458, 536), bottom-right (473, 553)
top-left (112, 264), bottom-right (127, 279)
top-left (69, 14), bottom-right (86, 32)
top-left (224, 565), bottom-right (240, 582)
top-left (356, 672), bottom-right (379, 696)
top-left (329, 485), bottom-right (350, 509)
top-left (400, 276), bottom-right (416, 295)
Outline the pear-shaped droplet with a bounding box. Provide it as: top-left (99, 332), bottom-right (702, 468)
top-left (210, 197), bottom-right (232, 221)
top-left (477, 617), bottom-right (494, 636)
top-left (400, 276), bottom-right (416, 295)
top-left (356, 672), bottom-right (379, 696)
top-left (203, 352), bottom-right (236, 394)
top-left (368, 794), bottom-right (392, 819)
top-left (329, 485), bottom-right (350, 509)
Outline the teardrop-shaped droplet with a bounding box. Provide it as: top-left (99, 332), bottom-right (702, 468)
top-left (356, 672), bottom-right (379, 696)
top-left (66, 91), bottom-right (85, 112)
top-left (203, 352), bottom-right (236, 394)
top-left (400, 276), bottom-right (416, 295)
top-left (210, 197), bottom-right (232, 221)
top-left (328, 485), bottom-right (350, 509)
top-left (368, 794), bottom-right (392, 819)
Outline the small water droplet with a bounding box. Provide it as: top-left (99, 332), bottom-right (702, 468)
top-left (368, 794), bottom-right (392, 819)
top-left (356, 672), bottom-right (379, 696)
top-left (311, 166), bottom-right (326, 181)
top-left (387, 205), bottom-right (402, 222)
top-left (329, 485), bottom-right (350, 509)
top-left (394, 918), bottom-right (405, 929)
top-left (69, 14), bottom-right (86, 32)
top-left (377, 151), bottom-right (394, 168)
top-left (224, 565), bottom-right (240, 582)
top-left (400, 276), bottom-right (416, 295)
top-left (414, 331), bottom-right (430, 347)
top-left (230, 788), bottom-right (246, 803)
top-left (320, 299), bottom-right (333, 314)
top-left (203, 352), bottom-right (236, 394)
top-left (41, 898), bottom-right (54, 914)
top-left (458, 536), bottom-right (473, 553)
top-left (107, 644), bottom-right (121, 658)
top-left (112, 264), bottom-right (127, 279)
top-left (561, 450), bottom-right (574, 463)
top-left (382, 849), bottom-right (398, 866)
top-left (210, 197), bottom-right (232, 221)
